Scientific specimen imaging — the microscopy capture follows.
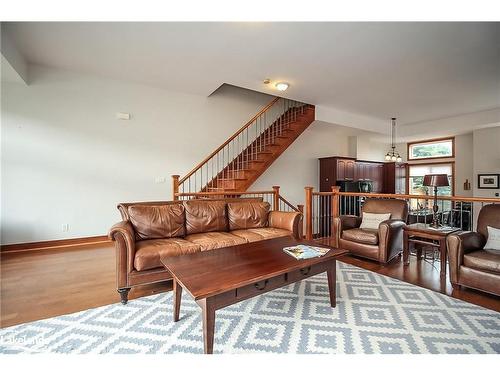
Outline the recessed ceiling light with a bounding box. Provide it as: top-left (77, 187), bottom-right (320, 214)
top-left (275, 82), bottom-right (289, 91)
top-left (263, 78), bottom-right (271, 84)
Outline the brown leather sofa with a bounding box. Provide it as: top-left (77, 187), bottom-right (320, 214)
top-left (447, 204), bottom-right (500, 296)
top-left (333, 198), bottom-right (408, 264)
top-left (109, 198), bottom-right (303, 303)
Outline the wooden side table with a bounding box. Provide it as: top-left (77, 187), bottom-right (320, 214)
top-left (403, 223), bottom-right (460, 280)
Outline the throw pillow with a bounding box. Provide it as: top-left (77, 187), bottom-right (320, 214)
top-left (484, 226), bottom-right (500, 252)
top-left (359, 212), bottom-right (391, 230)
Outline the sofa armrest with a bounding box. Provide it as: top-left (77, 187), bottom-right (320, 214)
top-left (378, 219), bottom-right (405, 263)
top-left (447, 231), bottom-right (485, 283)
top-left (109, 221), bottom-right (136, 288)
top-left (268, 211), bottom-right (303, 240)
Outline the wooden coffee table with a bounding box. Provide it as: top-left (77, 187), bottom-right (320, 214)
top-left (403, 223), bottom-right (460, 280)
top-left (160, 236), bottom-right (347, 354)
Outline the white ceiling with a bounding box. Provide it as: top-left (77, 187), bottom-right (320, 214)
top-left (3, 22), bottom-right (500, 125)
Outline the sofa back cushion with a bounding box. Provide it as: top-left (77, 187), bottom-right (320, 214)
top-left (127, 203), bottom-right (185, 240)
top-left (183, 200), bottom-right (228, 235)
top-left (362, 198), bottom-right (408, 221)
top-left (227, 201), bottom-right (270, 231)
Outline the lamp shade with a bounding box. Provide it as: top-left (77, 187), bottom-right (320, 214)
top-left (423, 174), bottom-right (449, 187)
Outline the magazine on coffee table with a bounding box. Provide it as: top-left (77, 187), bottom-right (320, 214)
top-left (283, 244), bottom-right (330, 260)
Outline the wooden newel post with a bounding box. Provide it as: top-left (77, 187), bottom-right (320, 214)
top-left (305, 186), bottom-right (313, 240)
top-left (331, 186), bottom-right (341, 244)
top-left (331, 186), bottom-right (340, 219)
top-left (272, 186), bottom-right (280, 211)
top-left (172, 175), bottom-right (180, 201)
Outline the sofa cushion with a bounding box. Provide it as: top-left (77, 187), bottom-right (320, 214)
top-left (342, 228), bottom-right (379, 245)
top-left (185, 232), bottom-right (246, 251)
top-left (230, 229), bottom-right (265, 243)
top-left (227, 201), bottom-right (270, 231)
top-left (183, 200), bottom-right (228, 235)
top-left (235, 227), bottom-right (292, 241)
top-left (128, 204), bottom-right (185, 240)
top-left (134, 238), bottom-right (201, 271)
top-left (463, 250), bottom-right (500, 274)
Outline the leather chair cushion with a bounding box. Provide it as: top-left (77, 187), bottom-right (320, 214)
top-left (231, 228), bottom-right (292, 242)
top-left (342, 228), bottom-right (379, 245)
top-left (184, 232), bottom-right (247, 251)
top-left (463, 250), bottom-right (500, 274)
top-left (227, 201), bottom-right (270, 231)
top-left (134, 238), bottom-right (201, 271)
top-left (128, 204), bottom-right (185, 240)
top-left (183, 200), bottom-right (228, 235)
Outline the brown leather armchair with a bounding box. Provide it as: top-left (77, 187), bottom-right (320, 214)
top-left (447, 204), bottom-right (500, 296)
top-left (333, 198), bottom-right (409, 264)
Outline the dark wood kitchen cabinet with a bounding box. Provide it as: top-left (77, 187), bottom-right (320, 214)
top-left (319, 157), bottom-right (386, 193)
top-left (319, 157), bottom-right (357, 191)
top-left (383, 162), bottom-right (407, 194)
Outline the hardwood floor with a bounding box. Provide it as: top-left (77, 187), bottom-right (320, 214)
top-left (1, 241), bottom-right (499, 328)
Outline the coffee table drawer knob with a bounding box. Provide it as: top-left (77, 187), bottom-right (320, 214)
top-left (300, 267), bottom-right (311, 276)
top-left (254, 280), bottom-right (269, 290)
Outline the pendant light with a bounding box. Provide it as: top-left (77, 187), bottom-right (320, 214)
top-left (385, 117), bottom-right (402, 162)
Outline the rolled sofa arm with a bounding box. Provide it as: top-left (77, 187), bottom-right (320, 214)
top-left (378, 219), bottom-right (406, 263)
top-left (109, 221), bottom-right (136, 288)
top-left (447, 231), bottom-right (485, 284)
top-left (268, 211), bottom-right (303, 240)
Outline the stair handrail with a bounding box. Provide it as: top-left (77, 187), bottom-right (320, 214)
top-left (178, 97), bottom-right (281, 185)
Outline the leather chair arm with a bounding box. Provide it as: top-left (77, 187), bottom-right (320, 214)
top-left (338, 215), bottom-right (362, 230)
top-left (109, 221), bottom-right (136, 288)
top-left (447, 231), bottom-right (485, 283)
top-left (268, 211), bottom-right (303, 240)
top-left (333, 215), bottom-right (361, 246)
top-left (378, 219), bottom-right (405, 263)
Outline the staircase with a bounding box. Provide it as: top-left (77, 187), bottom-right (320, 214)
top-left (173, 97), bottom-right (315, 198)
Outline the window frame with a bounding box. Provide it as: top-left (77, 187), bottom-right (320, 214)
top-left (407, 136), bottom-right (455, 161)
top-left (407, 161), bottom-right (456, 197)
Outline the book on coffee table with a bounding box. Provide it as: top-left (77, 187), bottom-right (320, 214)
top-left (283, 244), bottom-right (330, 260)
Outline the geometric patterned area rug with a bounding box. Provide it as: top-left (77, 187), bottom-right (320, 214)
top-left (1, 262), bottom-right (499, 354)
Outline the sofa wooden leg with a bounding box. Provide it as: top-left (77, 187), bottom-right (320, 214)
top-left (118, 288), bottom-right (131, 304)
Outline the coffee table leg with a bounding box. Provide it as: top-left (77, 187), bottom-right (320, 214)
top-left (200, 298), bottom-right (215, 354)
top-left (439, 238), bottom-right (447, 280)
top-left (403, 231), bottom-right (409, 265)
top-left (326, 260), bottom-right (337, 308)
top-left (173, 279), bottom-right (182, 322)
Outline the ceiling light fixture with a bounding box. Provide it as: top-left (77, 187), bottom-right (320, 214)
top-left (385, 117), bottom-right (403, 162)
top-left (275, 82), bottom-right (289, 91)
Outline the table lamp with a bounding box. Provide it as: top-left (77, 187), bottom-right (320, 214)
top-left (423, 174), bottom-right (449, 228)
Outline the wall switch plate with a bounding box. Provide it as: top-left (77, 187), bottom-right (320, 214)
top-left (116, 112), bottom-right (130, 120)
top-left (62, 224), bottom-right (69, 232)
top-left (154, 176), bottom-right (167, 184)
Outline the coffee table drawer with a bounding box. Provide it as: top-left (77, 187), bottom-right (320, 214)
top-left (287, 262), bottom-right (330, 283)
top-left (236, 274), bottom-right (286, 300)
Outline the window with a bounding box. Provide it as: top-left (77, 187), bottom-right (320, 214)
top-left (408, 137), bottom-right (454, 160)
top-left (408, 163), bottom-right (454, 210)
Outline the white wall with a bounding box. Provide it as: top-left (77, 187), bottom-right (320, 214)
top-left (473, 126), bottom-right (500, 198)
top-left (1, 66), bottom-right (274, 244)
top-left (250, 121), bottom-right (387, 207)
